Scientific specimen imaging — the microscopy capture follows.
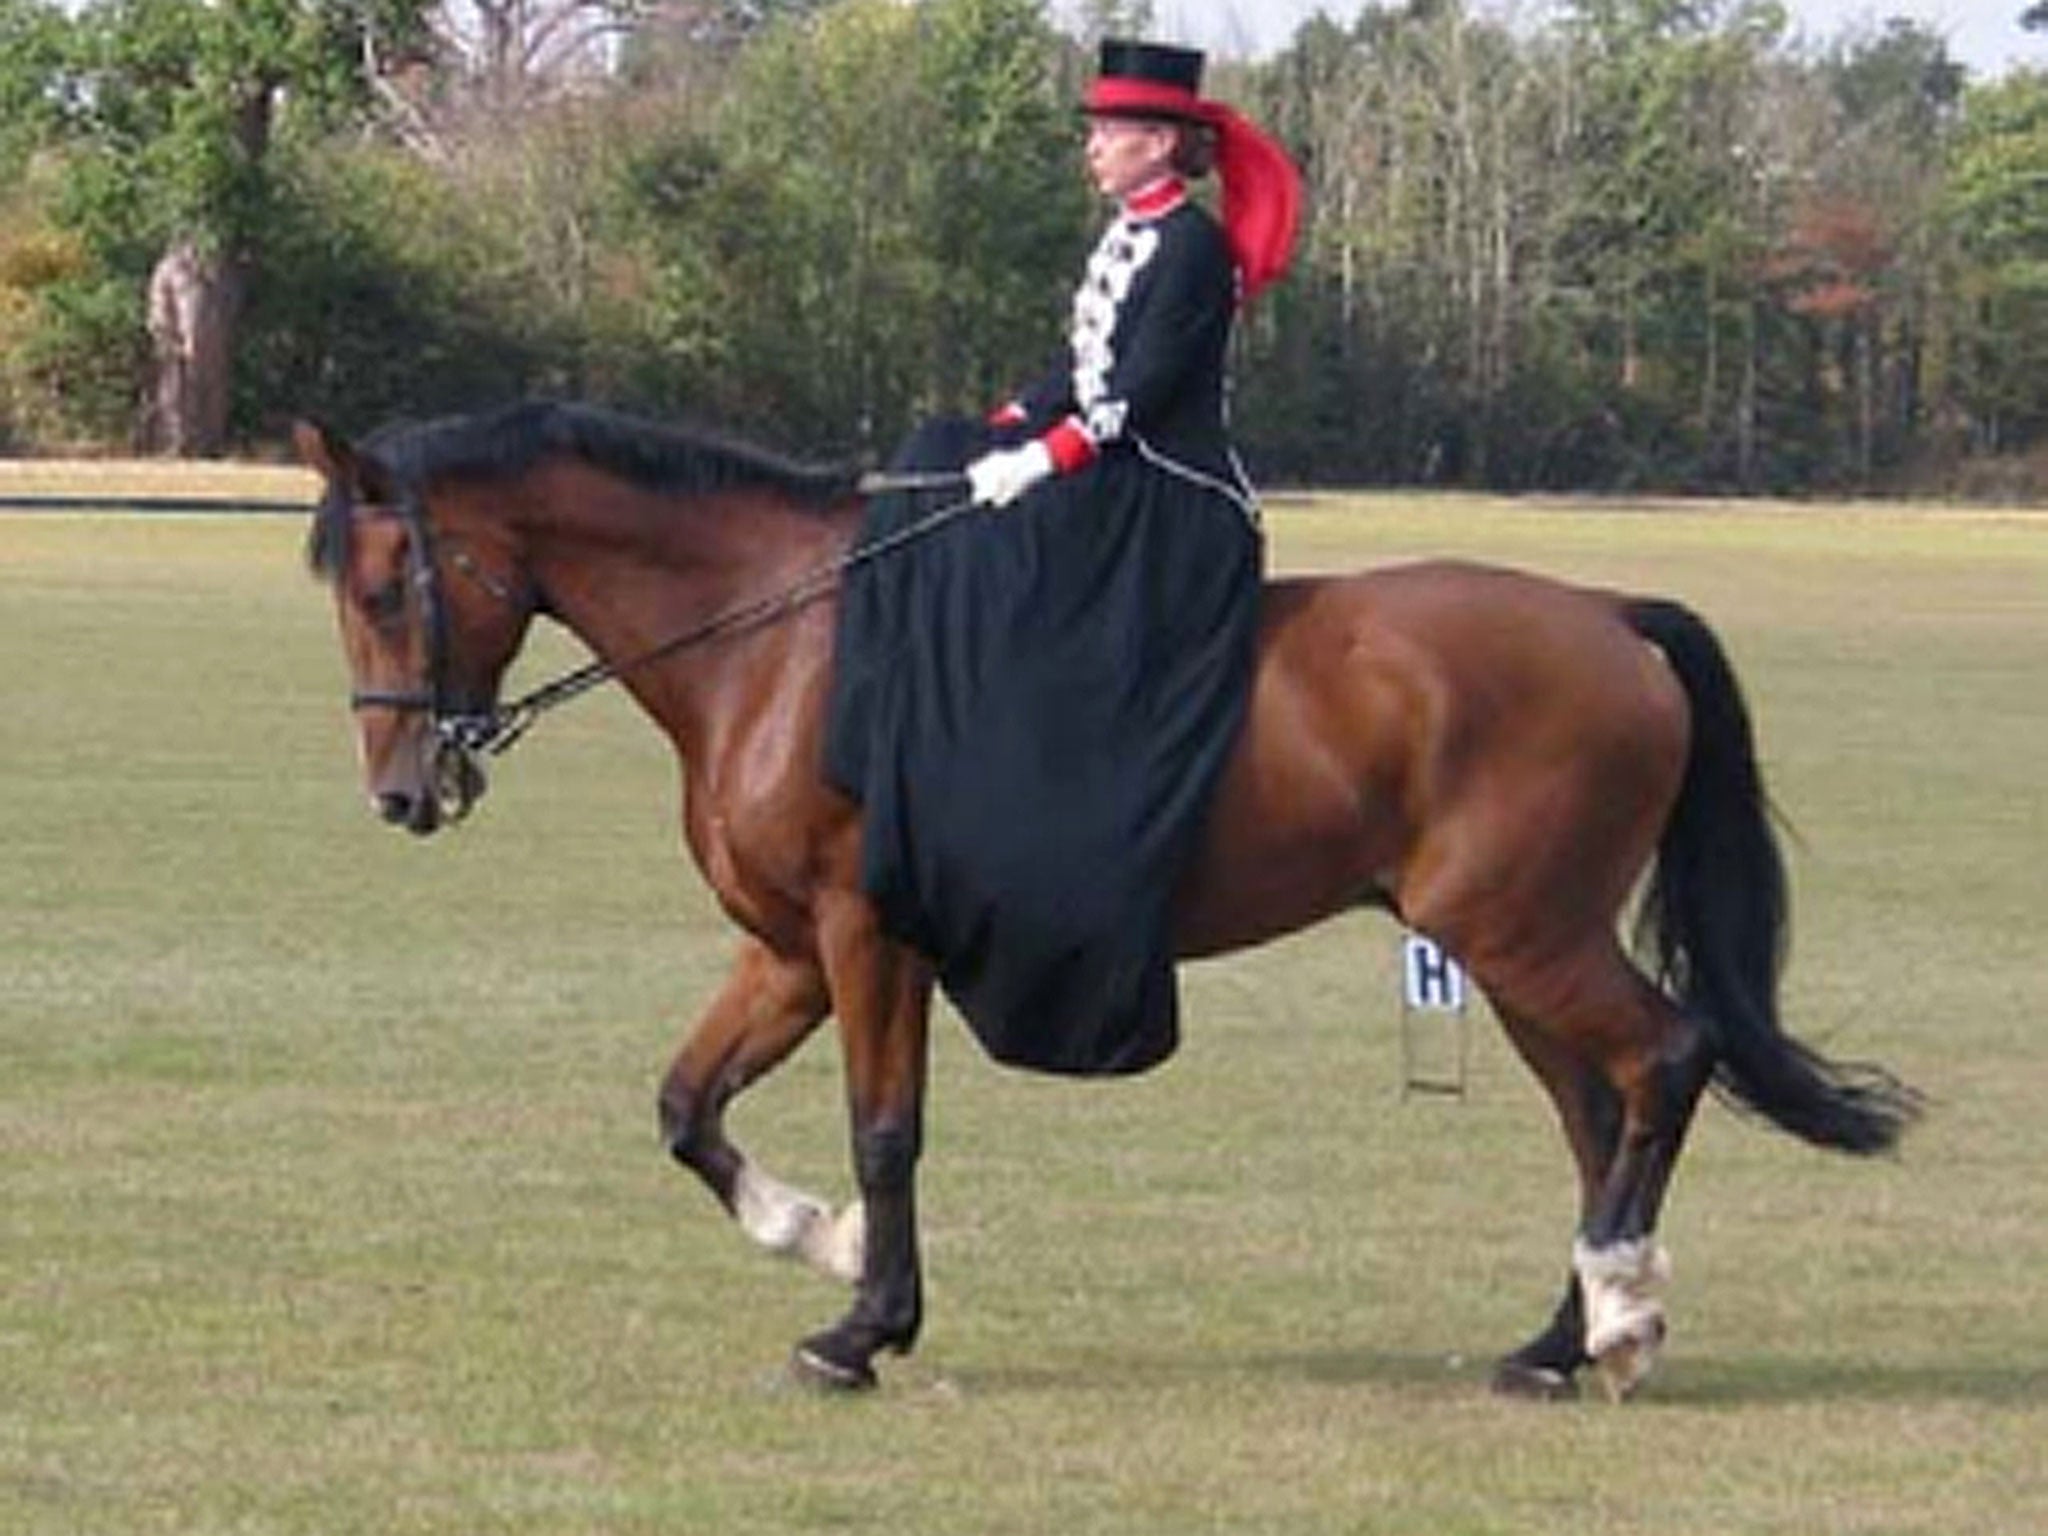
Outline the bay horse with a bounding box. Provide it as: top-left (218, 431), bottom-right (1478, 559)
top-left (297, 400), bottom-right (1916, 1401)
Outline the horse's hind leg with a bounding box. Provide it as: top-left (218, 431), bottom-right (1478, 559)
top-left (657, 939), bottom-right (863, 1281)
top-left (1483, 944), bottom-right (1715, 1401)
top-left (1486, 1003), bottom-right (1618, 1399)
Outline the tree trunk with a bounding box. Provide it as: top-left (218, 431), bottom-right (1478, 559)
top-left (1737, 297), bottom-right (1758, 489)
top-left (145, 238), bottom-right (240, 458)
top-left (1856, 314), bottom-right (1875, 482)
top-left (1701, 260), bottom-right (1718, 438)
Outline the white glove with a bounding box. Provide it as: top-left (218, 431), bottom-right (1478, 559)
top-left (965, 441), bottom-right (1054, 509)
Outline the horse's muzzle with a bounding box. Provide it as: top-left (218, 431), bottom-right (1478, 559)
top-left (371, 738), bottom-right (486, 836)
top-left (377, 789), bottom-right (439, 835)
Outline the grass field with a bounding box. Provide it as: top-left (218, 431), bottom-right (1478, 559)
top-left (3, 481), bottom-right (2046, 1534)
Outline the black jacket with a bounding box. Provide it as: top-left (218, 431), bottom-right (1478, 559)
top-left (1014, 195), bottom-right (1251, 502)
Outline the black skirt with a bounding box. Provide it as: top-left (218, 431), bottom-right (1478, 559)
top-left (824, 418), bottom-right (1261, 1075)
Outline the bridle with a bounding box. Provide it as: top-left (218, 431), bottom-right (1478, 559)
top-left (346, 488), bottom-right (519, 823)
top-left (346, 471), bottom-right (975, 822)
top-left (346, 491), bottom-right (456, 722)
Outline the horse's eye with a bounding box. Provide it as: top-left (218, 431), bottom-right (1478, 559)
top-left (362, 580), bottom-right (407, 625)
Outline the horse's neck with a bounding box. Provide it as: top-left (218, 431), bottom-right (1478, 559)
top-left (519, 481), bottom-right (858, 742)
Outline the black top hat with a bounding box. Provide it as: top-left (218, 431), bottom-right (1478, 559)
top-left (1086, 39), bottom-right (1209, 120)
top-left (1097, 39), bottom-right (1205, 93)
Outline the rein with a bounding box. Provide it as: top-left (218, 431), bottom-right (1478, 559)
top-left (426, 471), bottom-right (976, 761)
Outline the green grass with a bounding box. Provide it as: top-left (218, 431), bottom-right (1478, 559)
top-left (4, 495), bottom-right (2047, 1534)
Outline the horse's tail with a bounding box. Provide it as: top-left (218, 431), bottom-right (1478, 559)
top-left (1622, 597), bottom-right (1919, 1155)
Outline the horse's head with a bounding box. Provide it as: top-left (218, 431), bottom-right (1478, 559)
top-left (296, 419), bottom-right (540, 836)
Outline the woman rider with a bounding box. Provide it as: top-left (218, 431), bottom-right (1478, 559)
top-left (825, 38), bottom-right (1302, 1075)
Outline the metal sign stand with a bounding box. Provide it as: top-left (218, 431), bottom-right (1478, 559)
top-left (1399, 931), bottom-right (1469, 1099)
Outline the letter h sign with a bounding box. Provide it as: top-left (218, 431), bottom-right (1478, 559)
top-left (1402, 932), bottom-right (1466, 1012)
top-left (1399, 932), bottom-right (1468, 1098)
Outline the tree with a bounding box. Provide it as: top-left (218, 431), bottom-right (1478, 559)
top-left (915, 0), bottom-right (1092, 412)
top-left (0, 0), bottom-right (69, 179)
top-left (1788, 21), bottom-right (1964, 483)
top-left (1943, 70), bottom-right (2048, 452)
top-left (46, 0), bottom-right (430, 453)
top-left (613, 0), bottom-right (1084, 453)
top-left (0, 1), bottom-right (74, 445)
top-left (234, 138), bottom-right (566, 435)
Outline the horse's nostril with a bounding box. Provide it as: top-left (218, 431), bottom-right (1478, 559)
top-left (376, 792), bottom-right (414, 825)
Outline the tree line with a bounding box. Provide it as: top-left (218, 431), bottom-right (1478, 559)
top-left (0, 0), bottom-right (2043, 495)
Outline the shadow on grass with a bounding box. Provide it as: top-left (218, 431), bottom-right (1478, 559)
top-left (921, 1346), bottom-right (2044, 1408)
top-left (931, 1346), bottom-right (1478, 1398)
top-left (1649, 1354), bottom-right (2047, 1409)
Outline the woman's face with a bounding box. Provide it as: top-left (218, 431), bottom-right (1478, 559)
top-left (1085, 115), bottom-right (1177, 201)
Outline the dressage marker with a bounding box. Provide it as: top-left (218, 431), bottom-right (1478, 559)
top-left (1400, 931), bottom-right (1468, 1099)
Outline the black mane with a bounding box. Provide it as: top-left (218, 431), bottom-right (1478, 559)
top-left (307, 400), bottom-right (860, 576)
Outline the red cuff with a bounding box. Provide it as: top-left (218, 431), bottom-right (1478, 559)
top-left (1041, 416), bottom-right (1098, 474)
top-left (986, 400), bottom-right (1028, 428)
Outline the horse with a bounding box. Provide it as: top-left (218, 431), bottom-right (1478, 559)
top-left (296, 399), bottom-right (1917, 1402)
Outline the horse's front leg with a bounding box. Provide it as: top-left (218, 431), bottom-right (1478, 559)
top-left (791, 895), bottom-right (934, 1391)
top-left (656, 938), bottom-right (863, 1282)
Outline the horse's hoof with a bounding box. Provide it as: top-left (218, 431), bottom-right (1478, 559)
top-left (789, 1340), bottom-right (878, 1394)
top-left (1590, 1315), bottom-right (1666, 1402)
top-left (1490, 1360), bottom-right (1579, 1402)
top-left (1592, 1347), bottom-right (1645, 1402)
top-left (802, 1200), bottom-right (866, 1285)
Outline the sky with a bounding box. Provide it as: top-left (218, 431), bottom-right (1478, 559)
top-left (1129, 0), bottom-right (2044, 80)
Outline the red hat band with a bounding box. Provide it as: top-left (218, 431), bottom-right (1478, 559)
top-left (1083, 76), bottom-right (1212, 123)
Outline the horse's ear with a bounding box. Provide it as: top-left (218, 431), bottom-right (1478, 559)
top-left (293, 418), bottom-right (392, 505)
top-left (293, 418), bottom-right (349, 484)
